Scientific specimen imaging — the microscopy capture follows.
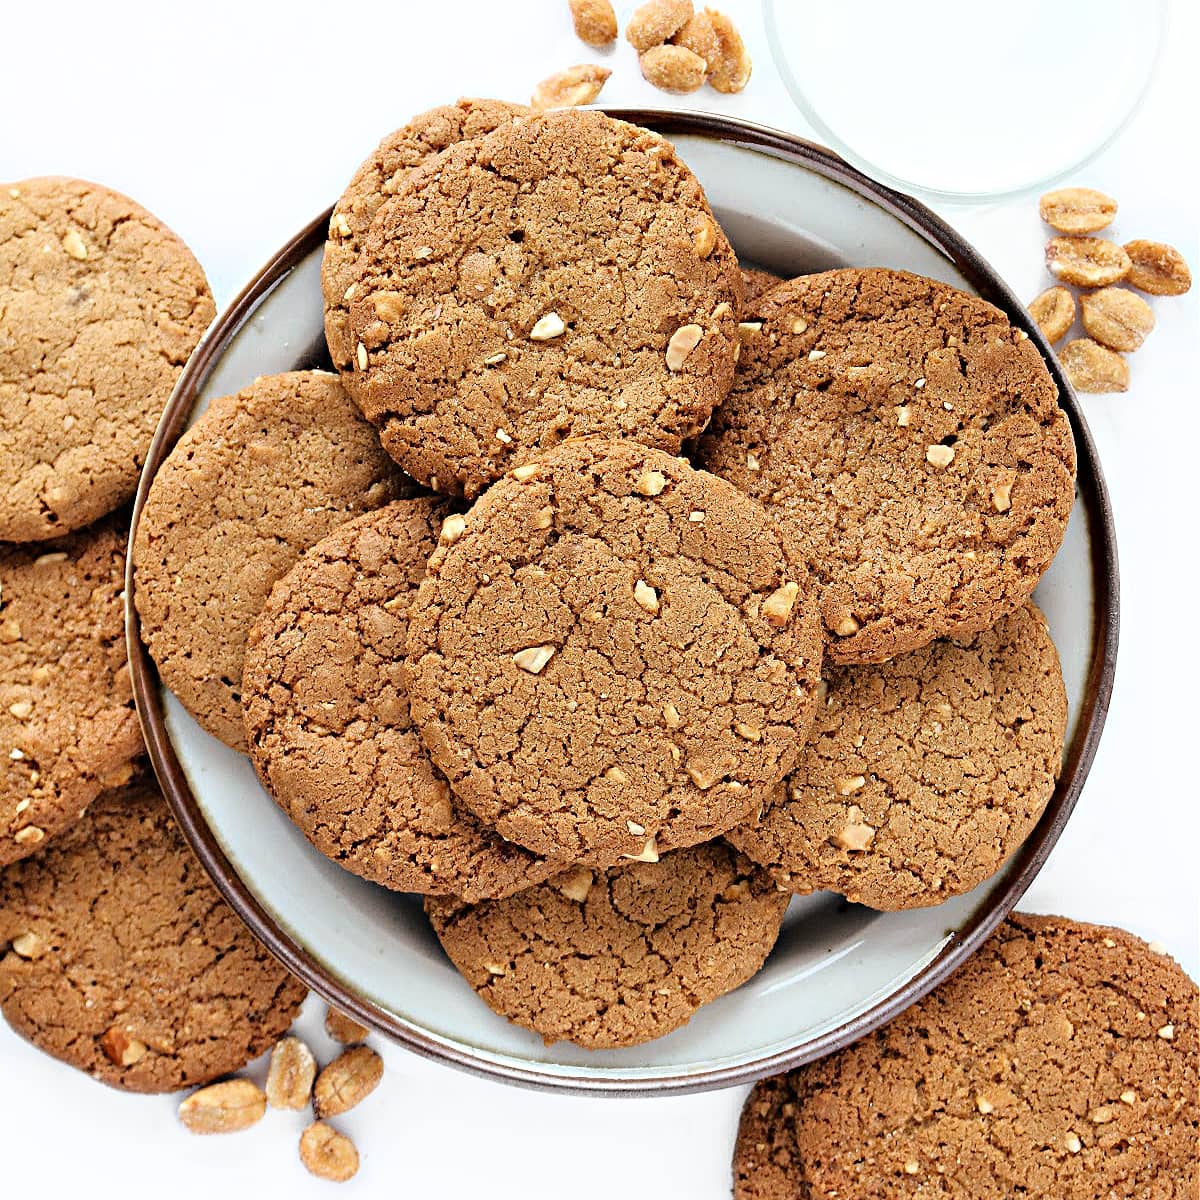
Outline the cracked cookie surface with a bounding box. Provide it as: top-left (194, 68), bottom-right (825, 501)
top-left (1, 514), bottom-right (143, 867)
top-left (405, 439), bottom-right (823, 868)
top-left (133, 370), bottom-right (415, 750)
top-left (322, 98), bottom-right (528, 373)
top-left (346, 107), bottom-right (742, 497)
top-left (0, 177), bottom-right (214, 541)
top-left (242, 499), bottom-right (565, 901)
top-left (427, 841), bottom-right (789, 1048)
top-left (729, 603), bottom-right (1067, 909)
top-left (0, 779), bottom-right (307, 1092)
top-left (733, 914), bottom-right (1198, 1200)
top-left (699, 268), bottom-right (1076, 665)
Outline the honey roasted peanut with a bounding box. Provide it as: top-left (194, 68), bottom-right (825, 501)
top-left (1038, 187), bottom-right (1118, 234)
top-left (1045, 236), bottom-right (1131, 288)
top-left (1059, 338), bottom-right (1129, 394)
top-left (1080, 287), bottom-right (1155, 353)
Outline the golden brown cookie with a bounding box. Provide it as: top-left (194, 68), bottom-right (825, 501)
top-left (426, 842), bottom-right (789, 1048)
top-left (1, 514), bottom-right (143, 867)
top-left (133, 371), bottom-right (415, 750)
top-left (346, 108), bottom-right (742, 498)
top-left (733, 914), bottom-right (1198, 1200)
top-left (322, 99), bottom-right (528, 373)
top-left (729, 603), bottom-right (1067, 909)
top-left (0, 779), bottom-right (307, 1092)
top-left (699, 268), bottom-right (1076, 665)
top-left (405, 439), bottom-right (823, 869)
top-left (0, 177), bottom-right (214, 542)
top-left (242, 499), bottom-right (565, 901)
top-left (739, 266), bottom-right (783, 304)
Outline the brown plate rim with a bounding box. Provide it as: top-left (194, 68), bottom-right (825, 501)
top-left (125, 108), bottom-right (1120, 1097)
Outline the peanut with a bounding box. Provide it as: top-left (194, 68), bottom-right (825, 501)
top-left (704, 9), bottom-right (752, 93)
top-left (300, 1122), bottom-right (360, 1183)
top-left (531, 63), bottom-right (611, 110)
top-left (1027, 286), bottom-right (1076, 344)
top-left (568, 0), bottom-right (617, 46)
top-left (1123, 239), bottom-right (1192, 296)
top-left (1080, 287), bottom-right (1155, 352)
top-left (1045, 236), bottom-right (1130, 288)
top-left (1038, 187), bottom-right (1117, 234)
top-left (266, 1036), bottom-right (317, 1110)
top-left (672, 10), bottom-right (720, 65)
top-left (626, 0), bottom-right (693, 52)
top-left (324, 1006), bottom-right (370, 1045)
top-left (1059, 339), bottom-right (1129, 394)
top-left (313, 1045), bottom-right (384, 1118)
top-left (178, 1079), bottom-right (267, 1135)
top-left (640, 44), bottom-right (707, 93)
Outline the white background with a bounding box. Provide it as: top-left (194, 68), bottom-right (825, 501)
top-left (2, 1), bottom-right (1197, 1194)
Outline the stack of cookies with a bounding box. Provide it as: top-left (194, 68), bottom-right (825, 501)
top-left (1, 179), bottom-right (307, 1091)
top-left (129, 100), bottom-right (1081, 1051)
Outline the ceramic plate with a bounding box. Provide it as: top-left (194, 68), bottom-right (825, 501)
top-left (126, 111), bottom-right (1118, 1095)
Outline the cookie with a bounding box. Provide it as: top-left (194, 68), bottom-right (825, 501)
top-left (0, 779), bottom-right (307, 1092)
top-left (733, 914), bottom-right (1198, 1200)
top-left (347, 107), bottom-right (742, 497)
top-left (242, 499), bottom-right (564, 901)
top-left (699, 268), bottom-right (1076, 664)
top-left (739, 266), bottom-right (783, 304)
top-left (0, 177), bottom-right (214, 542)
top-left (133, 370), bottom-right (415, 750)
top-left (1, 514), bottom-right (143, 867)
top-left (729, 603), bottom-right (1068, 909)
top-left (405, 438), bottom-right (823, 868)
top-left (426, 842), bottom-right (789, 1048)
top-left (322, 98), bottom-right (528, 373)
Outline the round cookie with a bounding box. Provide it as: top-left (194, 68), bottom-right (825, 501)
top-left (0, 177), bottom-right (214, 542)
top-left (323, 98), bottom-right (528, 373)
top-left (133, 370), bottom-right (416, 750)
top-left (1, 514), bottom-right (143, 867)
top-left (733, 914), bottom-right (1199, 1200)
top-left (405, 438), bottom-right (823, 868)
top-left (739, 266), bottom-right (784, 304)
top-left (0, 779), bottom-right (307, 1092)
top-left (729, 603), bottom-right (1068, 910)
top-left (347, 107), bottom-right (742, 497)
top-left (699, 268), bottom-right (1076, 665)
top-left (242, 499), bottom-right (564, 901)
top-left (426, 842), bottom-right (789, 1048)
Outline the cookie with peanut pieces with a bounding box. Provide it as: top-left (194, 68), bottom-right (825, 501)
top-left (242, 499), bottom-right (565, 901)
top-left (734, 914), bottom-right (1198, 1200)
top-left (0, 779), bottom-right (307, 1092)
top-left (133, 371), bottom-right (415, 750)
top-left (346, 108), bottom-right (741, 498)
top-left (0, 177), bottom-right (214, 541)
top-left (729, 603), bottom-right (1067, 910)
top-left (698, 268), bottom-right (1076, 665)
top-left (405, 439), bottom-right (822, 868)
top-left (322, 99), bottom-right (528, 374)
top-left (1, 513), bottom-right (143, 867)
top-left (427, 842), bottom-right (789, 1048)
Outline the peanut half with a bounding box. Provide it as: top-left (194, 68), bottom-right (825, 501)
top-left (1045, 236), bottom-right (1131, 288)
top-left (568, 0), bottom-right (617, 46)
top-left (1038, 187), bottom-right (1117, 234)
top-left (1080, 287), bottom-right (1155, 352)
top-left (300, 1122), bottom-right (360, 1183)
top-left (325, 1006), bottom-right (370, 1045)
top-left (626, 0), bottom-right (693, 52)
top-left (178, 1079), bottom-right (267, 1135)
top-left (1027, 286), bottom-right (1076, 344)
top-left (1059, 339), bottom-right (1129, 394)
top-left (266, 1036), bottom-right (317, 1111)
top-left (1123, 239), bottom-right (1192, 296)
top-left (704, 9), bottom-right (752, 93)
top-left (640, 44), bottom-right (707, 93)
top-left (313, 1045), bottom-right (384, 1118)
top-left (532, 63), bottom-right (611, 110)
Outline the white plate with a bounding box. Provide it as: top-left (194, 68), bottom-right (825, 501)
top-left (127, 112), bottom-right (1118, 1095)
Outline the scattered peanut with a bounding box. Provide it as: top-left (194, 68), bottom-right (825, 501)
top-left (1045, 236), bottom-right (1131, 288)
top-left (313, 1045), bottom-right (384, 1119)
top-left (672, 10), bottom-right (720, 65)
top-left (300, 1122), bottom-right (360, 1183)
top-left (178, 1079), bottom-right (267, 1135)
top-left (266, 1036), bottom-right (317, 1111)
top-left (1027, 286), bottom-right (1076, 344)
top-left (640, 44), bottom-right (707, 93)
top-left (324, 1007), bottom-right (368, 1045)
top-left (1059, 338), bottom-right (1129, 394)
top-left (704, 9), bottom-right (752, 93)
top-left (568, 0), bottom-right (617, 46)
top-left (532, 63), bottom-right (612, 110)
top-left (626, 0), bottom-right (693, 52)
top-left (1080, 287), bottom-right (1155, 352)
top-left (1038, 186), bottom-right (1117, 234)
top-left (1123, 239), bottom-right (1192, 296)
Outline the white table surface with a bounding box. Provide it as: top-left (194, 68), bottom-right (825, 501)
top-left (2, 1), bottom-right (1197, 1193)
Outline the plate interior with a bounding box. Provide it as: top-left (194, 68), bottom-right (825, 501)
top-left (157, 132), bottom-right (1097, 1085)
